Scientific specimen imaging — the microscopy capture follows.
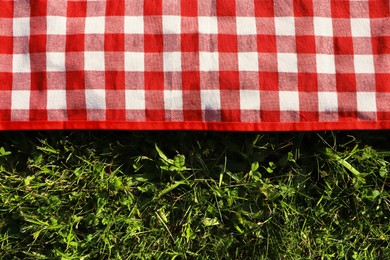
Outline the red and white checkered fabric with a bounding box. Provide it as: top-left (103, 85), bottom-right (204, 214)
top-left (0, 1), bottom-right (389, 131)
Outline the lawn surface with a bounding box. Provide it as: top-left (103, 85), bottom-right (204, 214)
top-left (0, 131), bottom-right (389, 259)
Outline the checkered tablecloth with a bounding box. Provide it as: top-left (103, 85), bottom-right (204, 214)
top-left (0, 1), bottom-right (389, 131)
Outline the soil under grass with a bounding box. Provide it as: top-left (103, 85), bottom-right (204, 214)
top-left (0, 131), bottom-right (389, 259)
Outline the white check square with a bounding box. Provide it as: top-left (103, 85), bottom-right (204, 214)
top-left (354, 55), bottom-right (375, 74)
top-left (236, 17), bottom-right (257, 35)
top-left (85, 16), bottom-right (105, 34)
top-left (46, 52), bottom-right (66, 72)
top-left (125, 52), bottom-right (144, 71)
top-left (164, 90), bottom-right (183, 110)
top-left (314, 17), bottom-right (333, 37)
top-left (238, 52), bottom-right (259, 71)
top-left (13, 17), bottom-right (30, 36)
top-left (318, 92), bottom-right (338, 112)
top-left (13, 54), bottom-right (31, 73)
top-left (316, 54), bottom-right (336, 74)
top-left (199, 52), bottom-right (219, 71)
top-left (201, 90), bottom-right (221, 110)
top-left (12, 91), bottom-right (30, 110)
top-left (279, 91), bottom-right (299, 111)
top-left (164, 52), bottom-right (181, 72)
top-left (47, 90), bottom-right (67, 109)
top-left (351, 18), bottom-right (371, 37)
top-left (277, 53), bottom-right (298, 73)
top-left (47, 16), bottom-right (67, 35)
top-left (124, 16), bottom-right (144, 34)
top-left (240, 90), bottom-right (260, 110)
top-left (357, 92), bottom-right (377, 112)
top-left (125, 90), bottom-right (145, 110)
top-left (163, 15), bottom-right (181, 34)
top-left (198, 16), bottom-right (218, 34)
top-left (86, 89), bottom-right (106, 109)
top-left (275, 17), bottom-right (295, 36)
top-left (84, 52), bottom-right (105, 71)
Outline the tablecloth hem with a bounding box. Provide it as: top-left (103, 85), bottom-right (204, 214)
top-left (1, 120), bottom-right (389, 132)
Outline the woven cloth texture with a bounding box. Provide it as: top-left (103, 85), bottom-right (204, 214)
top-left (0, 0), bottom-right (389, 131)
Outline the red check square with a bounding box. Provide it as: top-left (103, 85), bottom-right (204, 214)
top-left (184, 110), bottom-right (202, 121)
top-left (257, 35), bottom-right (277, 53)
top-left (261, 110), bottom-right (280, 122)
top-left (105, 71), bottom-right (125, 90)
top-left (336, 74), bottom-right (356, 92)
top-left (31, 72), bottom-right (47, 92)
top-left (29, 35), bottom-right (47, 53)
top-left (146, 109), bottom-right (165, 121)
top-left (372, 37), bottom-right (390, 55)
top-left (66, 71), bottom-right (85, 90)
top-left (369, 1), bottom-right (390, 18)
top-left (296, 36), bottom-right (316, 54)
top-left (182, 72), bottom-right (200, 90)
top-left (30, 109), bottom-right (48, 121)
top-left (221, 110), bottom-right (240, 122)
top-left (376, 74), bottom-right (390, 92)
top-left (219, 71), bottom-right (240, 90)
top-left (181, 34), bottom-right (199, 52)
top-left (67, 1), bottom-right (87, 18)
top-left (254, 1), bottom-right (274, 17)
top-left (218, 35), bottom-right (238, 53)
top-left (217, 0), bottom-right (236, 16)
top-left (0, 37), bottom-right (13, 54)
top-left (105, 34), bottom-right (125, 52)
top-left (106, 109), bottom-right (126, 121)
top-left (331, 0), bottom-right (350, 18)
top-left (30, 1), bottom-right (47, 17)
top-left (67, 109), bottom-right (87, 120)
top-left (298, 73), bottom-right (318, 92)
top-left (294, 0), bottom-right (314, 17)
top-left (0, 2), bottom-right (13, 18)
top-left (259, 72), bottom-right (278, 91)
top-left (145, 72), bottom-right (164, 90)
top-left (144, 0), bottom-right (162, 16)
top-left (334, 37), bottom-right (354, 55)
top-left (66, 34), bottom-right (85, 52)
top-left (181, 0), bottom-right (198, 17)
top-left (0, 73), bottom-right (12, 91)
top-left (0, 109), bottom-right (11, 121)
top-left (105, 0), bottom-right (125, 16)
top-left (144, 34), bottom-right (163, 53)
top-left (300, 111), bottom-right (319, 121)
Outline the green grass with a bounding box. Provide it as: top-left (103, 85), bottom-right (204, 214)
top-left (0, 131), bottom-right (389, 259)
